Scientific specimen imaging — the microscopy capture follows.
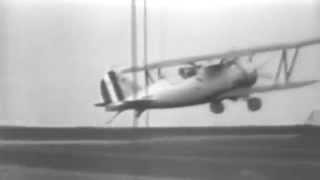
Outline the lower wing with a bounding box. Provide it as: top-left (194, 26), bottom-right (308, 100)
top-left (217, 80), bottom-right (319, 99)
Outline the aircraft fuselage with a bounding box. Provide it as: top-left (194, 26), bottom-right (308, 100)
top-left (141, 59), bottom-right (257, 109)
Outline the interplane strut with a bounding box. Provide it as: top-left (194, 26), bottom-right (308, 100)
top-left (274, 48), bottom-right (300, 83)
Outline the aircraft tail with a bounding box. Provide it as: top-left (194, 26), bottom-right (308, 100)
top-left (96, 70), bottom-right (141, 107)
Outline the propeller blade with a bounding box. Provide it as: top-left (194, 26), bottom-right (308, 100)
top-left (253, 58), bottom-right (272, 71)
top-left (258, 72), bottom-right (273, 80)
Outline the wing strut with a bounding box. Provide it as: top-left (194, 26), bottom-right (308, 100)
top-left (287, 48), bottom-right (299, 79)
top-left (274, 48), bottom-right (300, 83)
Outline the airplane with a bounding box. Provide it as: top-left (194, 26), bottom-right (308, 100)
top-left (95, 38), bottom-right (320, 126)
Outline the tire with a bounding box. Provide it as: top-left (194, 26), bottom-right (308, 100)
top-left (210, 102), bottom-right (225, 114)
top-left (247, 97), bottom-right (262, 111)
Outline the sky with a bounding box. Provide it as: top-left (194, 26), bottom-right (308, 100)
top-left (0, 0), bottom-right (319, 127)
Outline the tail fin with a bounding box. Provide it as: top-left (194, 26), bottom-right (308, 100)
top-left (99, 79), bottom-right (112, 104)
top-left (100, 70), bottom-right (125, 104)
top-left (97, 70), bottom-right (142, 106)
top-left (107, 70), bottom-right (125, 102)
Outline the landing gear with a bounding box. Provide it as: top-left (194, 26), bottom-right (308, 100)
top-left (133, 109), bottom-right (144, 127)
top-left (210, 102), bottom-right (225, 114)
top-left (247, 97), bottom-right (262, 112)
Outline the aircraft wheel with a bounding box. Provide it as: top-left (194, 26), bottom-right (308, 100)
top-left (247, 97), bottom-right (262, 112)
top-left (210, 102), bottom-right (224, 114)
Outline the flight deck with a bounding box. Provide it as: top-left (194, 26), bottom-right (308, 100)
top-left (0, 125), bottom-right (319, 180)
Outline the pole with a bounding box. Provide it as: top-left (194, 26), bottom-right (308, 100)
top-left (143, 0), bottom-right (150, 127)
top-left (131, 0), bottom-right (138, 127)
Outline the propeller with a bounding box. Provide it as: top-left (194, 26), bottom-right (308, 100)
top-left (256, 58), bottom-right (274, 81)
top-left (258, 72), bottom-right (273, 80)
top-left (246, 56), bottom-right (274, 81)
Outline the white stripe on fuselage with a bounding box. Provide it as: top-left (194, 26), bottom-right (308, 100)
top-left (103, 74), bottom-right (119, 103)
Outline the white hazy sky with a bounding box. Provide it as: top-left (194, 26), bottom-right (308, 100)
top-left (0, 0), bottom-right (319, 127)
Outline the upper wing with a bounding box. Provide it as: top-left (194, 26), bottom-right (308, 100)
top-left (120, 38), bottom-right (320, 74)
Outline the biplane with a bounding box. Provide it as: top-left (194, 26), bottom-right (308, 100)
top-left (95, 38), bottom-right (320, 125)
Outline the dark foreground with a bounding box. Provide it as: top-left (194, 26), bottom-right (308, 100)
top-left (0, 125), bottom-right (319, 180)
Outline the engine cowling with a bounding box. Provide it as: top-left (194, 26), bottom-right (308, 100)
top-left (247, 97), bottom-right (262, 111)
top-left (210, 102), bottom-right (225, 114)
top-left (178, 66), bottom-right (198, 79)
top-left (233, 70), bottom-right (258, 88)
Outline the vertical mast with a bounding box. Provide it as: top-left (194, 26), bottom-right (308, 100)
top-left (131, 0), bottom-right (138, 97)
top-left (143, 0), bottom-right (148, 84)
top-left (131, 0), bottom-right (138, 127)
top-left (143, 0), bottom-right (150, 127)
